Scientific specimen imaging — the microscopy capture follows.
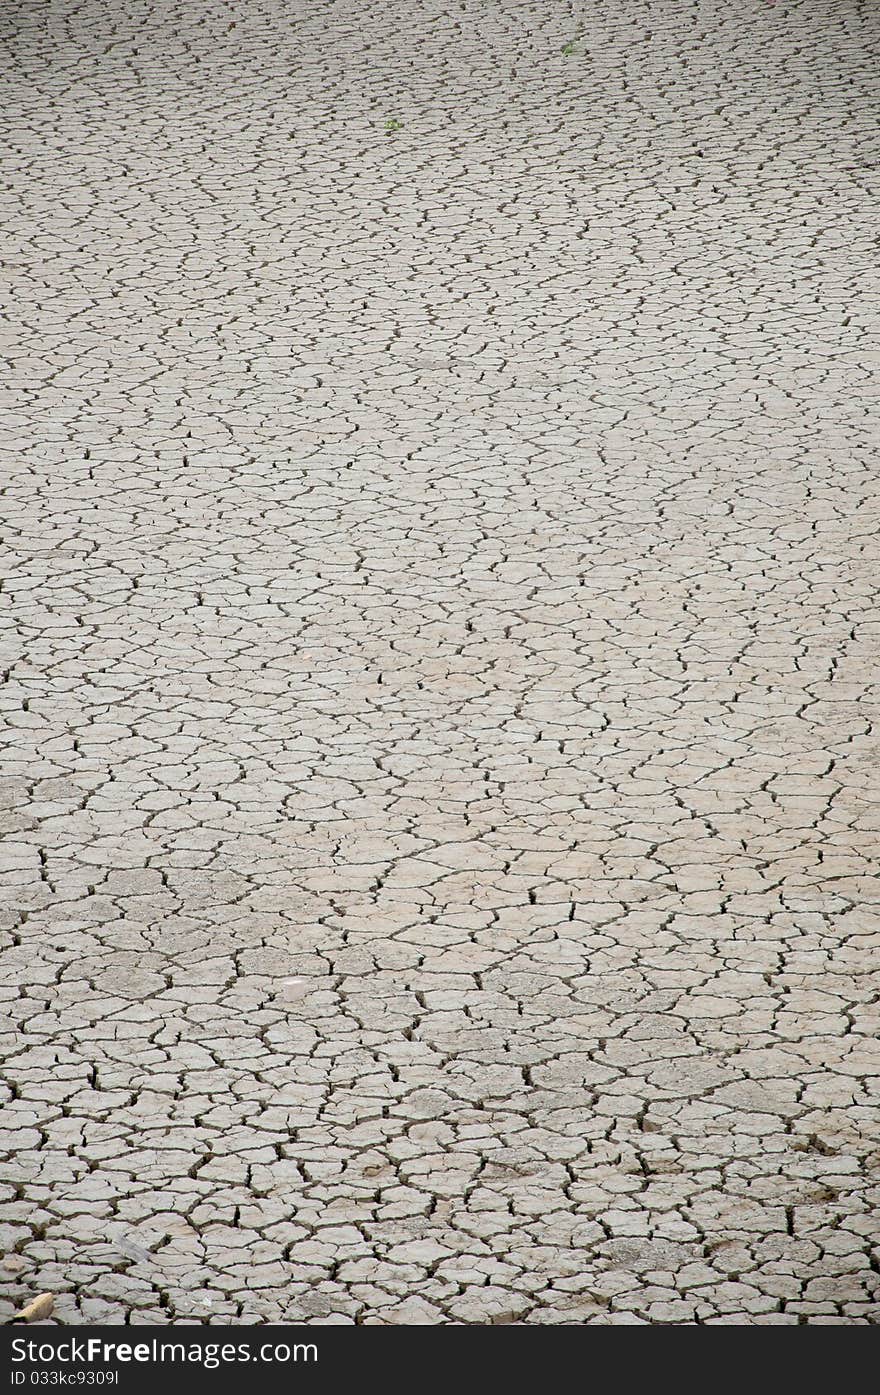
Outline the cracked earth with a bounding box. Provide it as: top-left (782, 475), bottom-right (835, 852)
top-left (1, 0), bottom-right (879, 1328)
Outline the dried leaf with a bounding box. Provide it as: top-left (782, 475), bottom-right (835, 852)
top-left (17, 1293), bottom-right (54, 1322)
top-left (116, 1238), bottom-right (153, 1265)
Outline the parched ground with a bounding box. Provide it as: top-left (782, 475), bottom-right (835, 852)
top-left (1, 0), bottom-right (879, 1326)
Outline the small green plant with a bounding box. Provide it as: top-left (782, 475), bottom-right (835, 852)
top-left (384, 118), bottom-right (404, 135)
top-left (561, 24), bottom-right (583, 56)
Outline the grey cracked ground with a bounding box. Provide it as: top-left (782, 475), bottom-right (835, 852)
top-left (1, 0), bottom-right (879, 1326)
